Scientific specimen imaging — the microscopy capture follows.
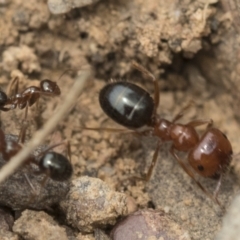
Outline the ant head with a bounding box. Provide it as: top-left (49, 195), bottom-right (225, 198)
top-left (0, 91), bottom-right (8, 106)
top-left (40, 79), bottom-right (61, 96)
top-left (39, 152), bottom-right (73, 181)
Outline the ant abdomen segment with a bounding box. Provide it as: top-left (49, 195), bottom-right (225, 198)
top-left (39, 152), bottom-right (73, 182)
top-left (99, 82), bottom-right (154, 128)
top-left (188, 128), bottom-right (232, 178)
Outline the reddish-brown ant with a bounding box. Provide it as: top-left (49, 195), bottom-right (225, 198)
top-left (0, 77), bottom-right (61, 112)
top-left (0, 77), bottom-right (61, 143)
top-left (85, 61), bottom-right (233, 208)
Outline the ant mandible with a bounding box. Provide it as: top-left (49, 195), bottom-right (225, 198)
top-left (0, 77), bottom-right (61, 113)
top-left (85, 61), bottom-right (233, 208)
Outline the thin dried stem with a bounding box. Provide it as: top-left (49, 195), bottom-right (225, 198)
top-left (0, 68), bottom-right (91, 184)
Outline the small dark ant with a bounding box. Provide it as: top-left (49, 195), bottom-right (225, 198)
top-left (85, 61), bottom-right (233, 208)
top-left (0, 125), bottom-right (73, 198)
top-left (0, 77), bottom-right (61, 112)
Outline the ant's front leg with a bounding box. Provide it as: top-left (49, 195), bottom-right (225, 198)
top-left (130, 140), bottom-right (162, 182)
top-left (143, 140), bottom-right (162, 181)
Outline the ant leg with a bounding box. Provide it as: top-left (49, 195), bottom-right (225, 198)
top-left (213, 174), bottom-right (223, 202)
top-left (23, 171), bottom-right (40, 204)
top-left (83, 127), bottom-right (136, 134)
top-left (83, 127), bottom-right (153, 141)
top-left (67, 141), bottom-right (72, 163)
top-left (186, 119), bottom-right (213, 128)
top-left (0, 107), bottom-right (12, 112)
top-left (18, 103), bottom-right (29, 143)
top-left (131, 61), bottom-right (160, 114)
top-left (27, 173), bottom-right (49, 204)
top-left (144, 141), bottom-right (162, 181)
top-left (130, 141), bottom-right (162, 182)
top-left (170, 146), bottom-right (224, 209)
top-left (172, 101), bottom-right (195, 123)
top-left (24, 173), bottom-right (37, 194)
top-left (7, 77), bottom-right (19, 96)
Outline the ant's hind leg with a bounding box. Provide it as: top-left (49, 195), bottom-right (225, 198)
top-left (213, 174), bottom-right (223, 203)
top-left (18, 103), bottom-right (29, 143)
top-left (130, 141), bottom-right (162, 182)
top-left (24, 173), bottom-right (37, 194)
top-left (144, 141), bottom-right (162, 181)
top-left (170, 146), bottom-right (224, 210)
top-left (67, 140), bottom-right (72, 163)
top-left (83, 126), bottom-right (136, 134)
top-left (29, 175), bottom-right (49, 204)
top-left (23, 172), bottom-right (39, 204)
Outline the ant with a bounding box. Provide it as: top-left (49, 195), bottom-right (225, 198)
top-left (0, 76), bottom-right (61, 141)
top-left (0, 77), bottom-right (61, 113)
top-left (0, 124), bottom-right (73, 199)
top-left (85, 61), bottom-right (233, 208)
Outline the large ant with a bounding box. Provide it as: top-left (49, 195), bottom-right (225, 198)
top-left (0, 77), bottom-right (61, 112)
top-left (85, 61), bottom-right (233, 208)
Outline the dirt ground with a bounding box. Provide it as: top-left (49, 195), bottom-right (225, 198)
top-left (0, 0), bottom-right (240, 239)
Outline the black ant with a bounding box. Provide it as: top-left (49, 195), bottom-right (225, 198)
top-left (85, 61), bottom-right (233, 208)
top-left (0, 124), bottom-right (73, 199)
top-left (0, 77), bottom-right (61, 112)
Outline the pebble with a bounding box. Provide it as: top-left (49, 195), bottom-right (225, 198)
top-left (110, 209), bottom-right (190, 240)
top-left (60, 176), bottom-right (137, 232)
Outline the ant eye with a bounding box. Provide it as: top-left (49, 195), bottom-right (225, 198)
top-left (197, 165), bottom-right (204, 172)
